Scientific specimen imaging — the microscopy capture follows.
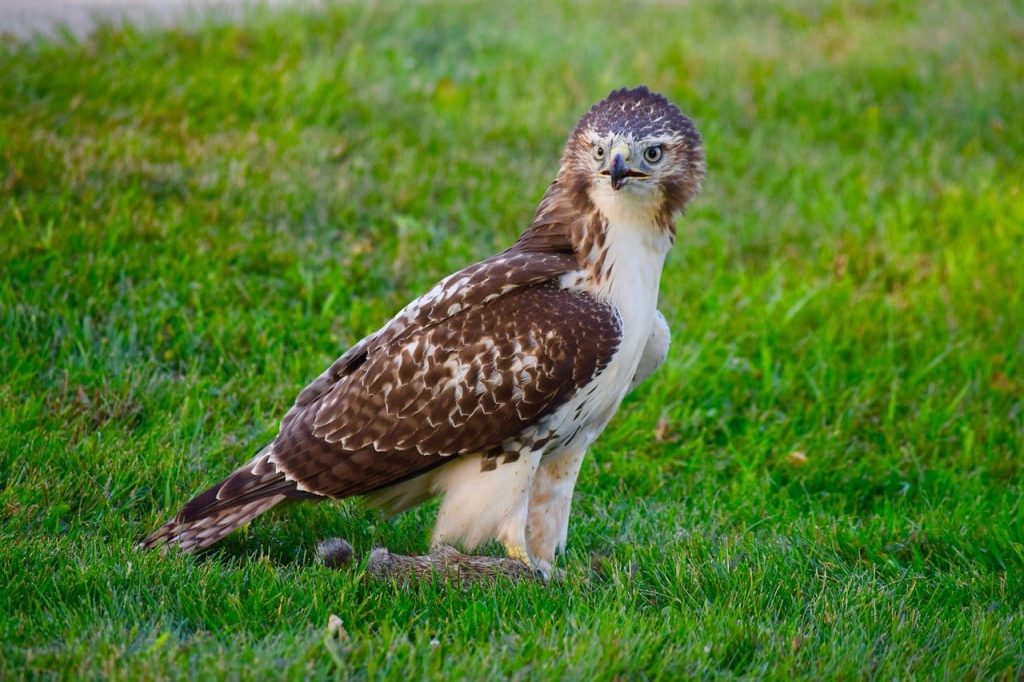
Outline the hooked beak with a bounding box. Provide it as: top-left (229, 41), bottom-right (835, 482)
top-left (602, 142), bottom-right (648, 191)
top-left (609, 153), bottom-right (628, 190)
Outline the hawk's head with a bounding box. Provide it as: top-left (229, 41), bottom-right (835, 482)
top-left (561, 87), bottom-right (705, 224)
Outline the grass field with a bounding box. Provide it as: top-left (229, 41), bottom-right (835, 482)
top-left (2, 0), bottom-right (1023, 678)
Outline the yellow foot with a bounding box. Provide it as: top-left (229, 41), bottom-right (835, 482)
top-left (503, 543), bottom-right (558, 583)
top-left (503, 542), bottom-right (530, 564)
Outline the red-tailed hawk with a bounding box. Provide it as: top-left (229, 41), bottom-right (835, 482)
top-left (139, 87), bottom-right (705, 579)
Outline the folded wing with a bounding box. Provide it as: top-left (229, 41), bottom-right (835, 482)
top-left (269, 250), bottom-right (622, 497)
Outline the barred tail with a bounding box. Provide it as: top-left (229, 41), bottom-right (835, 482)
top-left (137, 446), bottom-right (318, 553)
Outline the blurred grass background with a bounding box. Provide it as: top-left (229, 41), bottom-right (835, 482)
top-left (1, 0), bottom-right (1022, 678)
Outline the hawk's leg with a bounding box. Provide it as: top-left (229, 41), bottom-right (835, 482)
top-left (525, 446), bottom-right (587, 580)
top-left (430, 449), bottom-right (544, 569)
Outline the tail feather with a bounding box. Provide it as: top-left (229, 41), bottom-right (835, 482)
top-left (137, 493), bottom-right (288, 552)
top-left (137, 446), bottom-right (319, 553)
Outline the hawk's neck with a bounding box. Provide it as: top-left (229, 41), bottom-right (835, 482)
top-left (513, 179), bottom-right (674, 276)
top-left (512, 180), bottom-right (671, 330)
top-left (583, 202), bottom-right (671, 319)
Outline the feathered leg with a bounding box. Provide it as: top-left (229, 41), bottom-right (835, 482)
top-left (430, 449), bottom-right (544, 568)
top-left (526, 446), bottom-right (586, 578)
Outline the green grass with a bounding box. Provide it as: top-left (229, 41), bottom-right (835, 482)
top-left (2, 0), bottom-right (1023, 677)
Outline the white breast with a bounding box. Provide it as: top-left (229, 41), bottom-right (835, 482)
top-left (549, 209), bottom-right (672, 449)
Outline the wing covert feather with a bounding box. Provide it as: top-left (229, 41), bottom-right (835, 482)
top-left (270, 254), bottom-right (621, 498)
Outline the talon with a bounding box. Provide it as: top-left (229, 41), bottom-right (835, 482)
top-left (531, 564), bottom-right (567, 584)
top-left (533, 558), bottom-right (554, 583)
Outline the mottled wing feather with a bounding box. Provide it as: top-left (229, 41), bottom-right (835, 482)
top-left (284, 250), bottom-right (573, 421)
top-left (366, 250), bottom-right (582, 349)
top-left (269, 254), bottom-right (621, 498)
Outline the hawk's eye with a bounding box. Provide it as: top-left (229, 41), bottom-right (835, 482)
top-left (593, 145), bottom-right (605, 161)
top-left (644, 146), bottom-right (663, 163)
